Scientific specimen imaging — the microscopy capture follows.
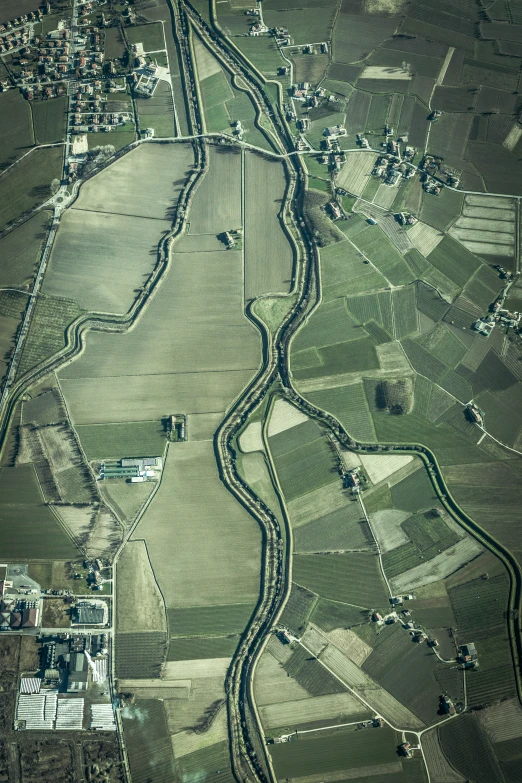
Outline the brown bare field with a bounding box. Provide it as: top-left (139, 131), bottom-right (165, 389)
top-left (164, 675), bottom-right (225, 734)
top-left (54, 505), bottom-right (95, 546)
top-left (267, 399), bottom-right (308, 436)
top-left (116, 539), bottom-right (166, 634)
top-left (259, 692), bottom-right (366, 730)
top-left (41, 599), bottom-right (72, 629)
top-left (254, 650), bottom-right (309, 706)
top-left (43, 208), bottom-right (171, 314)
top-left (132, 442), bottom-right (261, 609)
top-left (244, 152), bottom-right (293, 300)
top-left (71, 143), bottom-right (194, 220)
top-left (327, 628), bottom-right (372, 666)
top-left (187, 147), bottom-right (241, 234)
top-left (172, 705), bottom-right (228, 758)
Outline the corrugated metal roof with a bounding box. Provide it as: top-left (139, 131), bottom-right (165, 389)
top-left (93, 657), bottom-right (107, 682)
top-left (17, 693), bottom-right (57, 729)
top-left (56, 698), bottom-right (84, 730)
top-left (90, 703), bottom-right (116, 731)
top-left (20, 678), bottom-right (41, 694)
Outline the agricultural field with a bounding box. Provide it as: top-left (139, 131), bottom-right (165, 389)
top-left (0, 211), bottom-right (51, 288)
top-left (1, 0), bottom-right (522, 779)
top-left (293, 553), bottom-right (388, 608)
top-left (32, 97), bottom-right (68, 144)
top-left (122, 699), bottom-right (175, 783)
top-left (134, 81), bottom-right (176, 139)
top-left (244, 152), bottom-right (293, 300)
top-left (362, 622), bottom-right (445, 726)
top-left (116, 540), bottom-right (166, 636)
top-left (0, 146), bottom-right (63, 231)
top-left (126, 22), bottom-right (165, 53)
top-left (43, 144), bottom-right (194, 314)
top-left (439, 714), bottom-right (504, 783)
top-left (76, 421), bottom-right (167, 460)
top-left (16, 294), bottom-right (83, 379)
top-left (269, 725), bottom-right (399, 779)
top-left (288, 139), bottom-right (522, 569)
top-left (193, 33), bottom-right (275, 151)
top-left (132, 441), bottom-right (261, 610)
top-left (0, 464), bottom-right (78, 560)
top-left (0, 89), bottom-right (34, 170)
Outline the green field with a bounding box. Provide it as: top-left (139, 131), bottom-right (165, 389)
top-left (76, 421), bottom-right (167, 459)
top-left (175, 742), bottom-right (234, 783)
top-left (351, 226), bottom-right (415, 286)
top-left (448, 574), bottom-right (509, 641)
top-left (135, 82), bottom-right (176, 138)
top-left (126, 22), bottom-right (165, 52)
top-left (292, 337), bottom-right (379, 381)
top-left (0, 464), bottom-right (78, 560)
top-left (293, 299), bottom-right (360, 352)
top-left (87, 128), bottom-right (135, 152)
top-left (390, 469), bottom-right (439, 513)
top-left (122, 699), bottom-right (175, 783)
top-left (200, 71), bottom-right (234, 110)
top-left (270, 725), bottom-right (398, 778)
top-left (167, 603), bottom-right (254, 637)
top-left (427, 236), bottom-right (482, 289)
top-left (32, 98), bottom-right (68, 144)
top-left (104, 26), bottom-right (126, 59)
top-left (305, 383), bottom-right (376, 442)
top-left (382, 542), bottom-right (426, 579)
top-left (0, 211), bottom-right (51, 287)
top-left (279, 583), bottom-right (317, 636)
top-left (0, 146), bottom-right (63, 230)
top-left (271, 434), bottom-right (338, 502)
top-left (294, 500), bottom-right (371, 552)
top-left (293, 553), bottom-right (388, 608)
top-left (420, 189), bottom-right (464, 232)
top-left (0, 90), bottom-right (34, 169)
top-left (402, 512), bottom-right (459, 559)
top-left (439, 714), bottom-right (504, 783)
top-left (233, 36), bottom-right (287, 79)
top-left (362, 622), bottom-right (443, 725)
top-left (283, 645), bottom-right (346, 697)
top-left (311, 598), bottom-right (370, 632)
top-left (167, 636), bottom-right (239, 660)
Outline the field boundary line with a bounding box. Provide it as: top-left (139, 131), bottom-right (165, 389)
top-left (358, 494), bottom-right (393, 598)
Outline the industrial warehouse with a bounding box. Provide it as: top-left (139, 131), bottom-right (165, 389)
top-left (15, 632), bottom-right (114, 732)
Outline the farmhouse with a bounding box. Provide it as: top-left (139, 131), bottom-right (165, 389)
top-left (325, 124), bottom-right (346, 137)
top-left (458, 642), bottom-right (479, 668)
top-left (396, 212), bottom-right (418, 226)
top-left (327, 201), bottom-right (341, 220)
top-left (440, 695), bottom-right (455, 715)
top-left (249, 22), bottom-right (268, 35)
top-left (385, 170), bottom-right (400, 187)
top-left (472, 319), bottom-right (494, 336)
